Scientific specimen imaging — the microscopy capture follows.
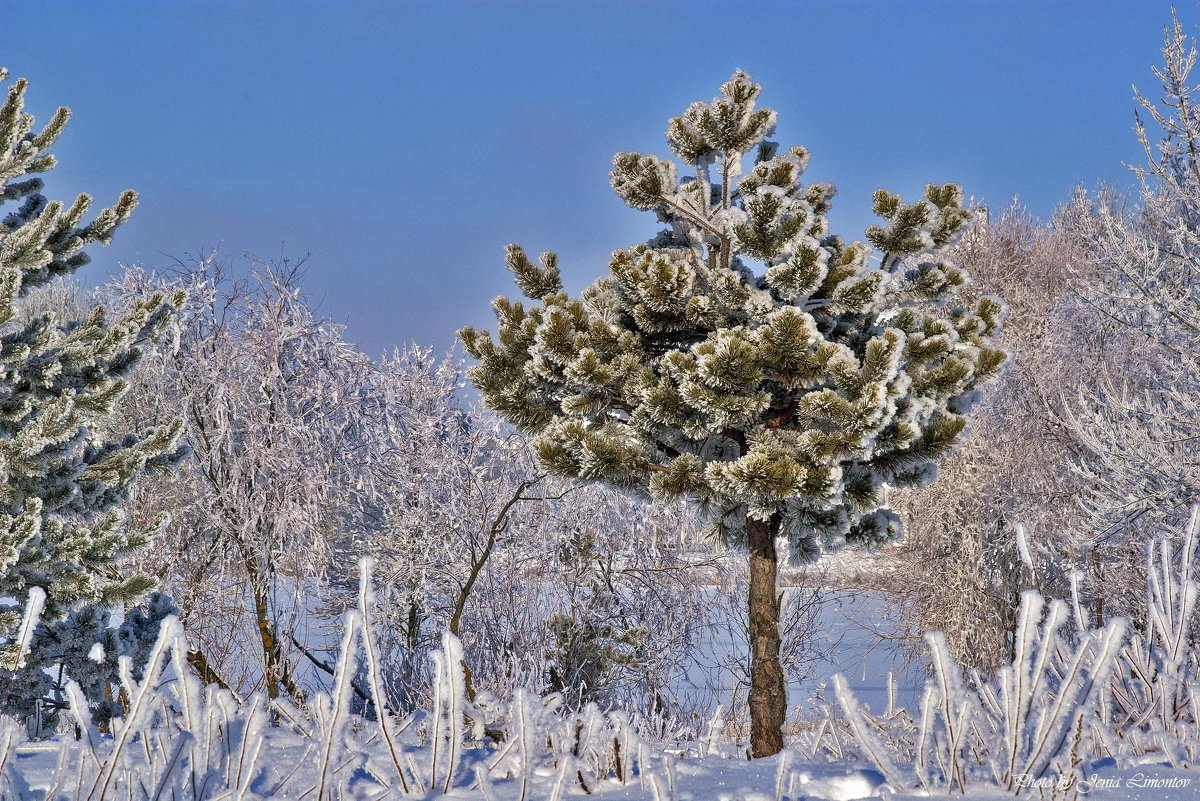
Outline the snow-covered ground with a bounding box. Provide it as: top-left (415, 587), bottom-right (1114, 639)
top-left (10, 733), bottom-right (1200, 799)
top-left (6, 529), bottom-right (1200, 801)
top-left (4, 615), bottom-right (1200, 800)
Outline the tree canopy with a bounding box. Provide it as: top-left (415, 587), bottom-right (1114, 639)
top-left (461, 71), bottom-right (1006, 561)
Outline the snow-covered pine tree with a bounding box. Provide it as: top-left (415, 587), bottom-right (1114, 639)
top-left (0, 69), bottom-right (185, 723)
top-left (461, 72), bottom-right (1005, 756)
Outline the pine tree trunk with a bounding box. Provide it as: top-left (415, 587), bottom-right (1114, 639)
top-left (747, 512), bottom-right (786, 757)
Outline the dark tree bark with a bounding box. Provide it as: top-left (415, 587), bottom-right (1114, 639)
top-left (747, 512), bottom-right (786, 757)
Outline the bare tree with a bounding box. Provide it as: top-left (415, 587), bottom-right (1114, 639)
top-left (335, 347), bottom-right (718, 716)
top-left (108, 256), bottom-right (373, 702)
top-left (889, 201), bottom-right (1093, 669)
top-left (1052, 13), bottom-right (1200, 627)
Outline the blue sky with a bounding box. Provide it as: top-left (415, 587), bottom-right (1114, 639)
top-left (0, 1), bottom-right (1184, 357)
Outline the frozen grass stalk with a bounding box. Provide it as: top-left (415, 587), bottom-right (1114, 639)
top-left (86, 617), bottom-right (178, 801)
top-left (440, 631), bottom-right (467, 793)
top-left (313, 609), bottom-right (360, 801)
top-left (8, 587), bottom-right (44, 670)
top-left (357, 557), bottom-right (414, 794)
top-left (832, 673), bottom-right (906, 789)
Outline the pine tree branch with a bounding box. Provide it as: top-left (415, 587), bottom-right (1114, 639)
top-left (722, 152), bottom-right (734, 211)
top-left (763, 401), bottom-right (799, 429)
top-left (719, 428), bottom-right (748, 451)
top-left (660, 197), bottom-right (725, 241)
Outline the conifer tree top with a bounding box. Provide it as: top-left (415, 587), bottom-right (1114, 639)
top-left (461, 71), bottom-right (1005, 560)
top-left (0, 68), bottom-right (185, 692)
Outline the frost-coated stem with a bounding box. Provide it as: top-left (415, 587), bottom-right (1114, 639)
top-left (1004, 591), bottom-right (1041, 786)
top-left (148, 732), bottom-right (191, 801)
top-left (927, 632), bottom-right (971, 792)
top-left (9, 587), bottom-right (44, 670)
top-left (1149, 511), bottom-right (1199, 669)
top-left (66, 681), bottom-right (102, 770)
top-left (87, 617), bottom-right (177, 801)
top-left (38, 743), bottom-right (69, 801)
top-left (441, 631), bottom-right (468, 793)
top-left (1069, 570), bottom-right (1087, 632)
top-left (357, 557), bottom-right (413, 794)
top-left (233, 697), bottom-right (266, 799)
top-left (475, 766), bottom-right (498, 801)
top-left (1027, 601), bottom-right (1067, 707)
top-left (0, 722), bottom-right (16, 787)
top-left (1020, 620), bottom-right (1127, 784)
top-left (403, 753), bottom-right (427, 796)
top-left (649, 769), bottom-right (674, 801)
top-left (1010, 596), bottom-right (1067, 786)
top-left (429, 646), bottom-right (445, 792)
top-left (166, 633), bottom-right (202, 794)
top-left (704, 704), bottom-right (724, 757)
top-left (915, 684), bottom-right (933, 787)
top-left (514, 689), bottom-right (534, 801)
top-left (1177, 506), bottom-right (1199, 597)
top-left (1015, 523), bottom-right (1035, 573)
top-left (548, 754), bottom-right (573, 801)
top-left (314, 610), bottom-right (360, 801)
top-left (948, 703), bottom-right (971, 792)
top-left (832, 674), bottom-right (906, 789)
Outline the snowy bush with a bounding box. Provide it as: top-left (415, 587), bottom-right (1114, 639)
top-left (833, 506), bottom-right (1200, 796)
top-left (96, 261), bottom-right (725, 728)
top-left (0, 559), bottom-right (713, 799)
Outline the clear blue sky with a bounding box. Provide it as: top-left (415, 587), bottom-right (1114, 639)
top-left (0, 1), bottom-right (1184, 357)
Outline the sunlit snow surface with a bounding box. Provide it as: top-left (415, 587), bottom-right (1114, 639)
top-left (11, 739), bottom-right (1200, 799)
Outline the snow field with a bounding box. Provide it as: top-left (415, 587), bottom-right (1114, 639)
top-left (6, 511), bottom-right (1200, 800)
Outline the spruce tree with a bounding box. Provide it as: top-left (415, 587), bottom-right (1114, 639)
top-left (0, 69), bottom-right (185, 724)
top-left (461, 72), bottom-right (1005, 756)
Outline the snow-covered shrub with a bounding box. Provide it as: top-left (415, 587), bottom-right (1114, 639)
top-left (889, 200), bottom-right (1090, 674)
top-left (104, 258), bottom-right (375, 706)
top-left (0, 558), bottom-right (682, 799)
top-left (328, 354), bottom-right (716, 722)
top-left (835, 593), bottom-right (1122, 794)
top-left (102, 263), bottom-right (719, 725)
top-left (835, 506), bottom-right (1200, 796)
top-left (1095, 506), bottom-right (1200, 767)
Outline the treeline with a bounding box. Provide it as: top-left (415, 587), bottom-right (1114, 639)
top-left (890, 16), bottom-right (1200, 671)
top-left (9, 256), bottom-right (832, 735)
